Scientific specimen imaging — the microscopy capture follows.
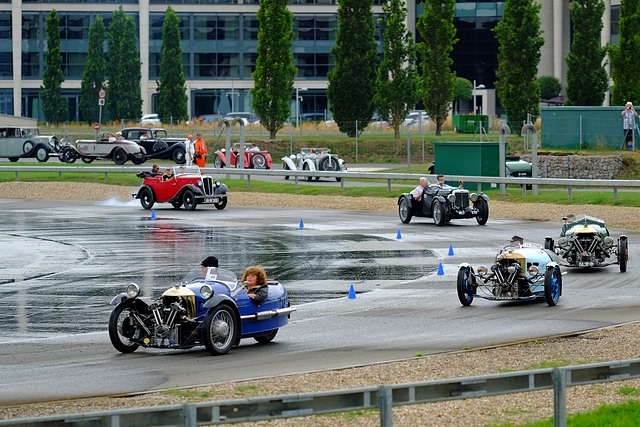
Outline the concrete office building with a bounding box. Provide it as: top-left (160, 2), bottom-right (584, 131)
top-left (0, 0), bottom-right (621, 121)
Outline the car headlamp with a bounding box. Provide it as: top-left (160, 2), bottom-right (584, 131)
top-left (528, 265), bottom-right (539, 276)
top-left (197, 179), bottom-right (203, 187)
top-left (126, 283), bottom-right (140, 298)
top-left (447, 193), bottom-right (456, 203)
top-left (603, 236), bottom-right (614, 248)
top-left (470, 193), bottom-right (478, 202)
top-left (558, 237), bottom-right (569, 248)
top-left (200, 285), bottom-right (213, 300)
top-left (477, 265), bottom-right (487, 275)
top-left (214, 179), bottom-right (221, 187)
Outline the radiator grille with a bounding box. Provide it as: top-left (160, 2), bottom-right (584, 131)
top-left (203, 176), bottom-right (214, 196)
top-left (455, 192), bottom-right (469, 208)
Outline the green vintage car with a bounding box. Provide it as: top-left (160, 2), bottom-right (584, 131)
top-left (545, 215), bottom-right (628, 272)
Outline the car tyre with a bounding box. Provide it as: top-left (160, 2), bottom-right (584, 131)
top-left (398, 197), bottom-right (413, 224)
top-left (8, 157), bottom-right (18, 163)
top-left (214, 196), bottom-right (228, 210)
top-left (173, 147), bottom-right (186, 164)
top-left (183, 189), bottom-right (197, 211)
top-left (235, 155), bottom-right (243, 168)
top-left (283, 163), bottom-right (290, 180)
top-left (35, 146), bottom-right (49, 162)
top-left (251, 153), bottom-right (267, 169)
top-left (23, 141), bottom-right (34, 155)
top-left (82, 157), bottom-right (94, 164)
top-left (108, 304), bottom-right (140, 353)
top-left (319, 155), bottom-right (337, 171)
top-left (475, 198), bottom-right (489, 225)
top-left (61, 148), bottom-right (77, 163)
top-left (303, 163), bottom-right (313, 182)
top-left (171, 201), bottom-right (183, 209)
top-left (213, 155), bottom-right (224, 168)
top-left (113, 148), bottom-right (127, 165)
top-left (432, 200), bottom-right (446, 226)
top-left (619, 236), bottom-right (628, 273)
top-left (203, 304), bottom-right (238, 355)
top-left (544, 266), bottom-right (561, 306)
top-left (139, 187), bottom-right (154, 210)
top-left (457, 267), bottom-right (474, 306)
top-left (254, 329), bottom-right (278, 344)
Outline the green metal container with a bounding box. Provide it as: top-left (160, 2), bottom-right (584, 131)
top-left (451, 115), bottom-right (489, 133)
top-left (433, 141), bottom-right (499, 190)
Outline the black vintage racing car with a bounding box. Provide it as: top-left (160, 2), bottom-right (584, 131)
top-left (398, 182), bottom-right (489, 226)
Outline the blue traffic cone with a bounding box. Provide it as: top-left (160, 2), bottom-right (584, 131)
top-left (397, 229), bottom-right (402, 239)
top-left (151, 209), bottom-right (156, 220)
top-left (348, 284), bottom-right (356, 299)
top-left (299, 219), bottom-right (304, 229)
top-left (437, 263), bottom-right (444, 275)
top-left (448, 245), bottom-right (454, 256)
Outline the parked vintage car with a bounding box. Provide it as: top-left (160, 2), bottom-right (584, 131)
top-left (120, 127), bottom-right (186, 164)
top-left (141, 113), bottom-right (161, 127)
top-left (108, 266), bottom-right (295, 355)
top-left (0, 126), bottom-right (65, 162)
top-left (457, 240), bottom-right (562, 307)
top-left (544, 215), bottom-right (628, 272)
top-left (213, 142), bottom-right (273, 169)
top-left (61, 132), bottom-right (146, 165)
top-left (398, 182), bottom-right (489, 226)
top-left (282, 147), bottom-right (347, 182)
top-left (134, 165), bottom-right (228, 211)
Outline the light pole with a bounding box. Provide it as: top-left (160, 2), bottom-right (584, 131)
top-left (296, 86), bottom-right (307, 127)
top-left (473, 80), bottom-right (485, 115)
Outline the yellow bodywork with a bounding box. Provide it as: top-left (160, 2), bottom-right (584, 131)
top-left (496, 250), bottom-right (526, 271)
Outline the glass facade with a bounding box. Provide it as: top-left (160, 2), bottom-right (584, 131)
top-left (0, 12), bottom-right (10, 79)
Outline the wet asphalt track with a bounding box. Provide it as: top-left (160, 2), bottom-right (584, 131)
top-left (0, 198), bottom-right (639, 405)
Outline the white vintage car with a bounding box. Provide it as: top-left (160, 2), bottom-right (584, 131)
top-left (282, 147), bottom-right (347, 182)
top-left (0, 126), bottom-right (64, 163)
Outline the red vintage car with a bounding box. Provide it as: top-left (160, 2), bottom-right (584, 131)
top-left (134, 166), bottom-right (228, 211)
top-left (213, 143), bottom-right (273, 169)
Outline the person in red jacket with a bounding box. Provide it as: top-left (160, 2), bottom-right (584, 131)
top-left (194, 133), bottom-right (208, 168)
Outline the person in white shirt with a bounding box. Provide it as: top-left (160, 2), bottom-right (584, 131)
top-left (184, 134), bottom-right (195, 166)
top-left (410, 177), bottom-right (428, 200)
top-left (247, 143), bottom-right (260, 152)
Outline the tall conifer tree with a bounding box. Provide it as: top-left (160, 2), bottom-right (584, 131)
top-left (157, 7), bottom-right (188, 122)
top-left (609, 0), bottom-right (640, 105)
top-left (79, 16), bottom-right (106, 124)
top-left (41, 10), bottom-right (68, 124)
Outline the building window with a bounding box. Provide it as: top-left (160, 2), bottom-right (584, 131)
top-left (0, 89), bottom-right (13, 115)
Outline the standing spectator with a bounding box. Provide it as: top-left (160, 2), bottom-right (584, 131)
top-left (184, 134), bottom-right (195, 166)
top-left (621, 102), bottom-right (637, 150)
top-left (194, 133), bottom-right (208, 168)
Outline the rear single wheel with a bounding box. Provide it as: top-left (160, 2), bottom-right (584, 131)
top-left (303, 163), bottom-right (313, 182)
top-left (131, 157), bottom-right (144, 165)
top-left (398, 197), bottom-right (413, 224)
top-left (139, 187), bottom-right (154, 210)
top-left (283, 163), bottom-right (290, 180)
top-left (214, 196), bottom-right (228, 210)
top-left (113, 148), bottom-right (127, 165)
top-left (432, 200), bottom-right (446, 226)
top-left (171, 201), bottom-right (183, 209)
top-left (35, 146), bottom-right (49, 162)
top-left (8, 157), bottom-right (18, 163)
top-left (82, 157), bottom-right (94, 164)
top-left (475, 199), bottom-right (489, 225)
top-left (213, 155), bottom-right (224, 168)
top-left (254, 329), bottom-right (278, 344)
top-left (173, 147), bottom-right (186, 164)
top-left (251, 153), bottom-right (267, 169)
top-left (203, 305), bottom-right (238, 355)
top-left (619, 236), bottom-right (628, 273)
top-left (183, 189), bottom-right (197, 211)
top-left (108, 304), bottom-right (141, 353)
top-left (544, 266), bottom-right (561, 306)
top-left (457, 267), bottom-right (474, 306)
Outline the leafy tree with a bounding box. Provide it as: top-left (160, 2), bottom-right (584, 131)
top-left (609, 0), bottom-right (640, 105)
top-left (565, 0), bottom-right (609, 106)
top-left (452, 77), bottom-right (472, 114)
top-left (537, 76), bottom-right (561, 100)
top-left (41, 10), bottom-right (68, 124)
top-left (157, 7), bottom-right (188, 123)
top-left (251, 0), bottom-right (296, 140)
top-left (494, 0), bottom-right (544, 135)
top-left (79, 16), bottom-right (106, 124)
top-left (375, 0), bottom-right (419, 139)
top-left (107, 6), bottom-right (142, 121)
top-left (327, 0), bottom-right (378, 137)
top-left (417, 0), bottom-right (457, 136)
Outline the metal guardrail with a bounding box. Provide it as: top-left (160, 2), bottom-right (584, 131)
top-left (2, 358), bottom-right (640, 427)
top-left (1, 165), bottom-right (639, 199)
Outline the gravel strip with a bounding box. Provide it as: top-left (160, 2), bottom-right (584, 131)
top-left (1, 182), bottom-right (640, 425)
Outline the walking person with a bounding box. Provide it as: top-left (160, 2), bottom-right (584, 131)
top-left (621, 102), bottom-right (637, 150)
top-left (194, 133), bottom-right (208, 168)
top-left (184, 134), bottom-right (195, 166)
